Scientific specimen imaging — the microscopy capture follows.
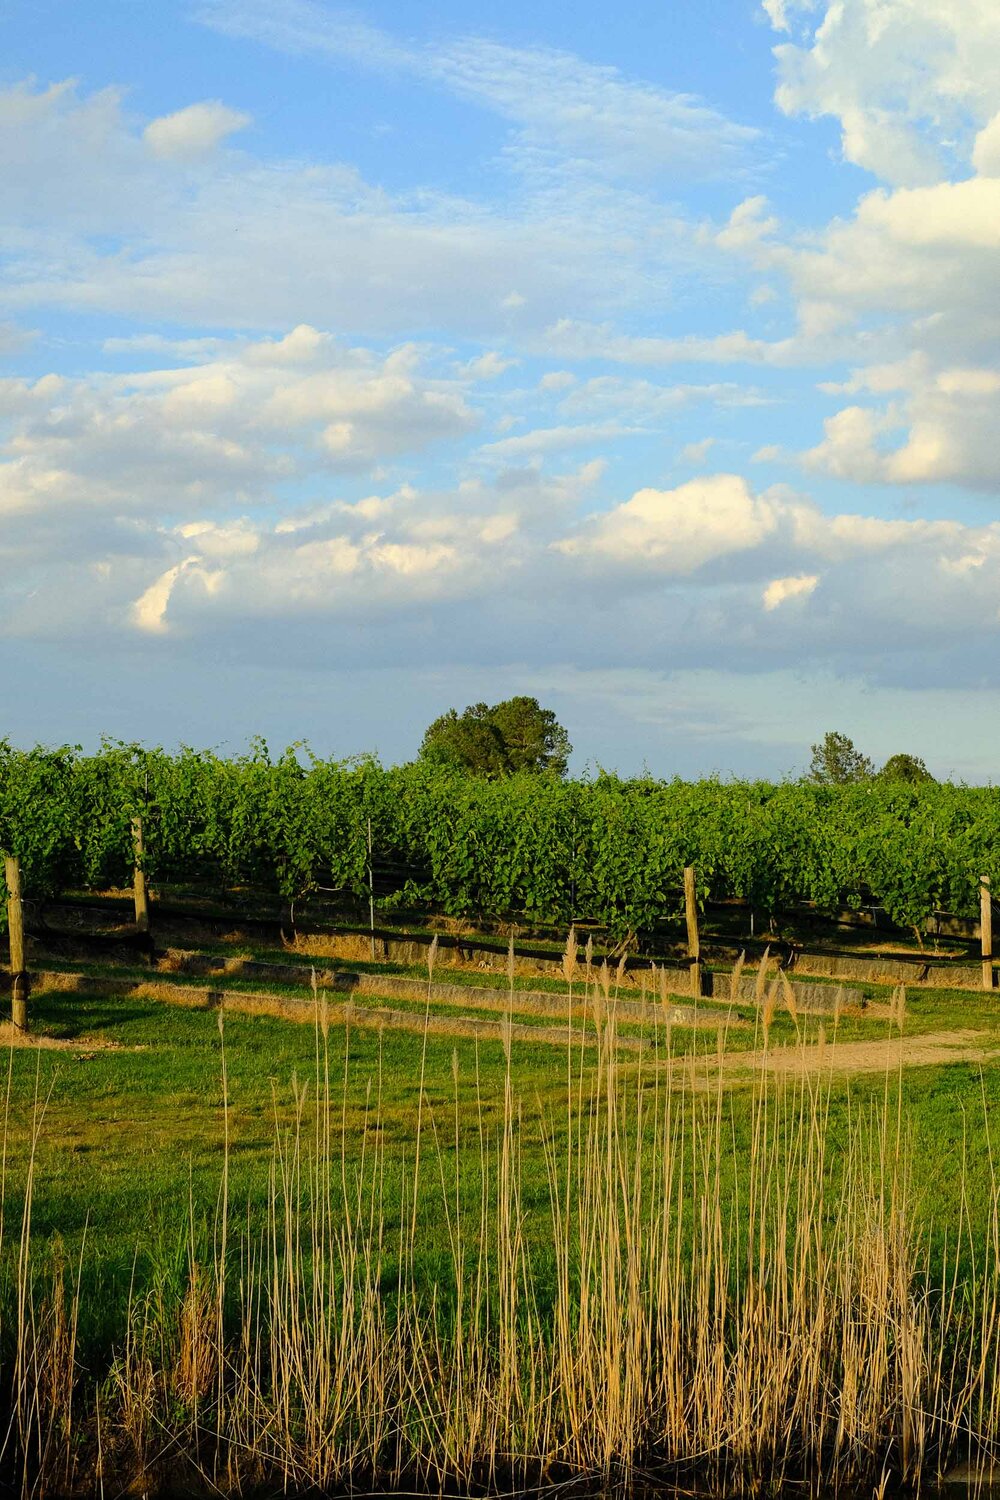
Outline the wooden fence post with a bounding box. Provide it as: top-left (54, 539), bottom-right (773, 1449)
top-left (982, 875), bottom-right (993, 991)
top-left (367, 818), bottom-right (376, 962)
top-left (132, 816), bottom-right (150, 934)
top-left (684, 865), bottom-right (704, 998)
top-left (4, 855), bottom-right (28, 1032)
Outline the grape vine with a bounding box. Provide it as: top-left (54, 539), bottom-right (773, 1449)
top-left (1, 739), bottom-right (998, 936)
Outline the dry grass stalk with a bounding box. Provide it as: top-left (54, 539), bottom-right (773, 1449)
top-left (11, 991), bottom-right (1000, 1499)
top-left (754, 945), bottom-right (772, 1007)
top-left (892, 983), bottom-right (907, 1031)
top-left (729, 950), bottom-right (746, 1003)
top-left (175, 1265), bottom-right (215, 1406)
top-left (780, 967), bottom-right (799, 1021)
top-left (562, 926), bottom-right (579, 986)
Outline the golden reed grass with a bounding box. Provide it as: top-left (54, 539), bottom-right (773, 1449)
top-left (5, 995), bottom-right (1000, 1497)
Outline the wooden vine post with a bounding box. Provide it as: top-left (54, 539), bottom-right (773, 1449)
top-left (4, 855), bottom-right (29, 1032)
top-left (684, 865), bottom-right (704, 998)
top-left (132, 816), bottom-right (150, 934)
top-left (981, 875), bottom-right (993, 991)
top-left (367, 818), bottom-right (376, 962)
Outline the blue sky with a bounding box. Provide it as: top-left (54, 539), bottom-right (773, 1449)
top-left (2, 0), bottom-right (999, 777)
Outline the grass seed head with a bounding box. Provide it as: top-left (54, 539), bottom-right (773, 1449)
top-left (780, 968), bottom-right (798, 1020)
top-left (562, 925), bottom-right (578, 985)
top-left (754, 946), bottom-right (772, 1007)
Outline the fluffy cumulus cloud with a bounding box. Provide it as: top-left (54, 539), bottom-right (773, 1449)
top-left (98, 465), bottom-right (1000, 697)
top-left (681, 0), bottom-right (1000, 497)
top-left (804, 365), bottom-right (1000, 489)
top-left (5, 325), bottom-right (1000, 701)
top-left (769, 0), bottom-right (1000, 185)
top-left (555, 475), bottom-right (780, 573)
top-left (0, 327), bottom-right (475, 528)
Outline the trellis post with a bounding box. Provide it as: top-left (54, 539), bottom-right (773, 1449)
top-left (4, 855), bottom-right (28, 1031)
top-left (684, 865), bottom-right (704, 998)
top-left (132, 816), bottom-right (150, 934)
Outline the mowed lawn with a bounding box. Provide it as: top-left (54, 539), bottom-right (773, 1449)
top-left (6, 970), bottom-right (1000, 1361)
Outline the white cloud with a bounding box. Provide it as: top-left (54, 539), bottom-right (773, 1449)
top-left (428, 36), bottom-right (759, 183)
top-left (0, 329), bottom-right (476, 526)
top-left (538, 370), bottom-right (576, 392)
top-left (557, 376), bottom-right (767, 421)
top-left (768, 0), bottom-right (1000, 185)
top-left (132, 558), bottom-right (221, 633)
top-left (804, 365), bottom-right (1000, 490)
top-left (82, 465), bottom-right (1000, 704)
top-left (0, 322), bottom-right (35, 356)
top-left (144, 100), bottom-right (251, 159)
top-left (6, 1), bottom-right (1000, 729)
top-left (201, 0), bottom-right (760, 182)
top-left (0, 79), bottom-right (719, 338)
top-left (542, 319), bottom-right (774, 366)
top-left (973, 112), bottom-right (1000, 175)
top-left (679, 438), bottom-right (716, 465)
top-left (762, 572), bottom-right (818, 610)
top-left (555, 474), bottom-right (780, 572)
top-left (459, 351), bottom-right (518, 380)
top-left (478, 423), bottom-right (633, 462)
top-left (749, 284), bottom-right (778, 307)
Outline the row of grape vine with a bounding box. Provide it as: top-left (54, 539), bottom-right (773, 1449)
top-left (1, 739), bottom-right (997, 936)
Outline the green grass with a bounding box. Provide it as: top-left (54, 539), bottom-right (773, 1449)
top-left (6, 946), bottom-right (1000, 1495)
top-left (6, 945), bottom-right (1000, 1366)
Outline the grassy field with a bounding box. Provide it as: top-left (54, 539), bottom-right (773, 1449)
top-left (6, 921), bottom-right (1000, 1495)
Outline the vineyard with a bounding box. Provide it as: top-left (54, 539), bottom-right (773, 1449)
top-left (6, 738), bottom-right (1000, 1495)
top-left (2, 738), bottom-right (1000, 937)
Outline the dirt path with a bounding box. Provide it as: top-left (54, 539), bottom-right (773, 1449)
top-left (668, 1028), bottom-right (1000, 1085)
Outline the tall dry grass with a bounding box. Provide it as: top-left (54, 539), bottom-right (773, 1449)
top-left (4, 983), bottom-right (1000, 1497)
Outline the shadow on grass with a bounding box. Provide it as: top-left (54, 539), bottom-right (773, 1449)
top-left (24, 989), bottom-right (170, 1040)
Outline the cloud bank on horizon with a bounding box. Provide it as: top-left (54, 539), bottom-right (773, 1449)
top-left (2, 0), bottom-right (1000, 776)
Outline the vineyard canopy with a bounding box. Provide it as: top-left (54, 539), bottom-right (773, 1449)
top-left (0, 739), bottom-right (997, 935)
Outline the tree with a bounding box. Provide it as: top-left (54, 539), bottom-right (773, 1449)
top-left (487, 696), bottom-right (572, 776)
top-left (807, 731), bottom-right (874, 785)
top-left (879, 753), bottom-right (935, 784)
top-left (419, 697), bottom-right (572, 777)
top-left (418, 704), bottom-right (510, 777)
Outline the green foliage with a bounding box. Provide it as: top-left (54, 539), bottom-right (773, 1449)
top-left (419, 704), bottom-right (509, 777)
top-left (1, 740), bottom-right (998, 937)
top-left (419, 696), bottom-right (571, 777)
top-left (879, 753), bottom-right (935, 784)
top-left (807, 731), bottom-right (874, 784)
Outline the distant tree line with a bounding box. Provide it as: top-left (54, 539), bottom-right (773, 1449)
top-left (417, 702), bottom-right (935, 789)
top-left (808, 731), bottom-right (934, 786)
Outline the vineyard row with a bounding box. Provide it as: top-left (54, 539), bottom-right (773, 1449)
top-left (2, 739), bottom-right (1000, 936)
